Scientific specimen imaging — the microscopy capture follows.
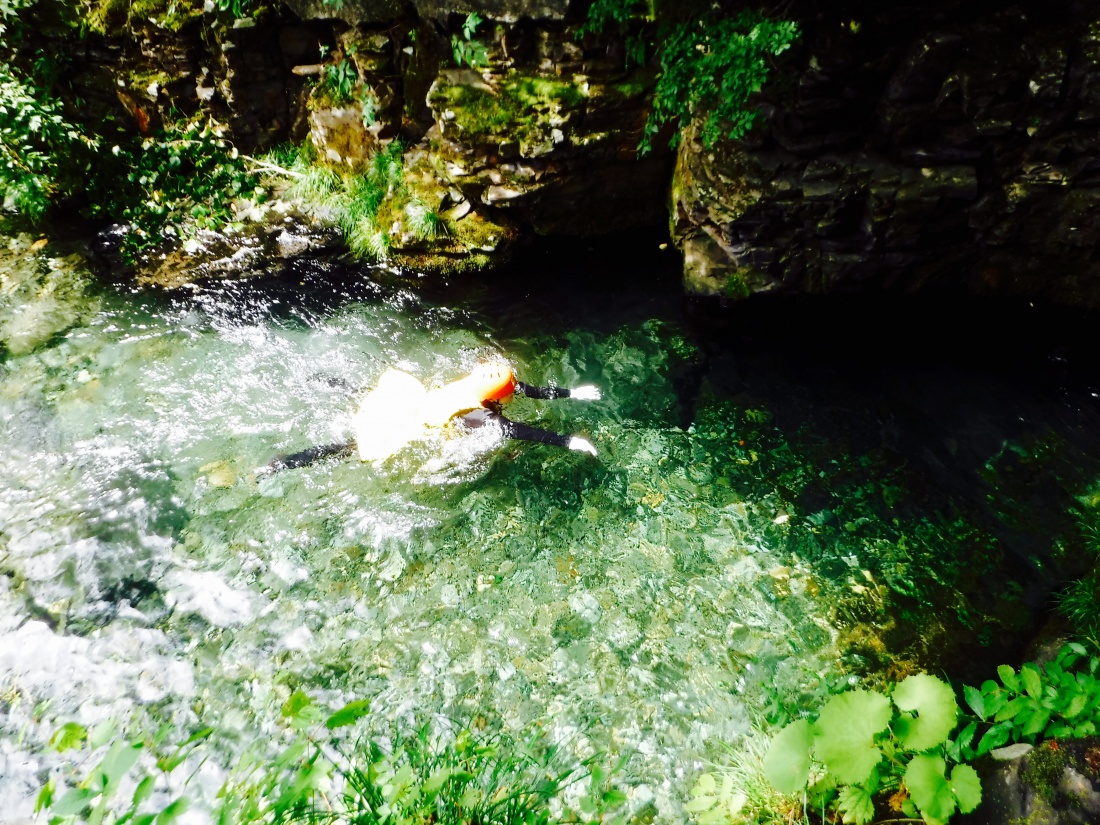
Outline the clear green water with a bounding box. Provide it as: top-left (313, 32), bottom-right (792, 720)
top-left (4, 234), bottom-right (1099, 821)
top-left (0, 239), bottom-right (841, 819)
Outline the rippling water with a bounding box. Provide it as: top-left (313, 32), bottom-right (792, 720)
top-left (1, 238), bottom-right (845, 820)
top-left (4, 233), bottom-right (1100, 821)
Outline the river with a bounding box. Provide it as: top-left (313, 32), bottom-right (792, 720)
top-left (2, 230), bottom-right (1099, 821)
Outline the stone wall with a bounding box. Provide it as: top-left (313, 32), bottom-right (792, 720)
top-left (673, 0), bottom-right (1100, 308)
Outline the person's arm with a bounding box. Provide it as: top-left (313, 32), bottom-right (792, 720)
top-left (515, 381), bottom-right (601, 400)
top-left (460, 409), bottom-right (597, 455)
top-left (257, 441), bottom-right (355, 475)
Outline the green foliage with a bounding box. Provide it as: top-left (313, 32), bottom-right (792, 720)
top-left (94, 118), bottom-right (260, 261)
top-left (893, 673), bottom-right (960, 752)
top-left (37, 722), bottom-right (210, 825)
top-left (760, 720), bottom-right (812, 794)
top-left (957, 642), bottom-right (1100, 757)
top-left (684, 733), bottom-right (799, 825)
top-left (452, 12), bottom-right (488, 69)
top-left (0, 64), bottom-right (94, 221)
top-left (321, 58), bottom-right (358, 106)
top-left (1057, 516), bottom-right (1100, 649)
top-left (810, 690), bottom-right (892, 785)
top-left (1058, 569), bottom-right (1100, 648)
top-left (643, 13), bottom-right (798, 153)
top-left (578, 2), bottom-right (799, 153)
top-left (762, 674), bottom-right (976, 825)
top-left (216, 0), bottom-right (251, 20)
top-left (274, 140), bottom-right (448, 261)
top-left (577, 0), bottom-right (651, 38)
top-left (40, 699), bottom-right (628, 825)
top-left (404, 199), bottom-right (448, 239)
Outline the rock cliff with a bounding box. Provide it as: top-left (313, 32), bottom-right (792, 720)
top-left (52, 0), bottom-right (666, 277)
top-left (673, 1), bottom-right (1100, 308)
top-left (34, 0), bottom-right (1100, 305)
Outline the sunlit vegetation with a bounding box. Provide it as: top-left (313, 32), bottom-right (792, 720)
top-left (684, 643), bottom-right (1100, 825)
top-left (579, 0), bottom-right (799, 152)
top-left (36, 695), bottom-right (630, 825)
top-left (97, 119), bottom-right (262, 260)
top-left (259, 141), bottom-right (449, 261)
top-left (2, 0), bottom-right (257, 256)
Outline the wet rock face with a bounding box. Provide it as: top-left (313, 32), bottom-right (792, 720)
top-left (425, 55), bottom-right (668, 235)
top-left (673, 1), bottom-right (1100, 307)
top-left (56, 1), bottom-right (664, 278)
top-left (972, 738), bottom-right (1100, 825)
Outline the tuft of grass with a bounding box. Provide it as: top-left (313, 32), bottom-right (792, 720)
top-left (404, 199), bottom-right (449, 240)
top-left (265, 140), bottom-right (451, 262)
top-left (1058, 568), bottom-right (1100, 650)
top-left (686, 733), bottom-right (812, 825)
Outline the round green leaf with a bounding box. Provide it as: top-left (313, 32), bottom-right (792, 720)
top-left (905, 754), bottom-right (955, 823)
top-left (762, 719), bottom-right (813, 793)
top-left (950, 763), bottom-right (982, 814)
top-left (892, 674), bottom-right (958, 752)
top-left (812, 690), bottom-right (892, 786)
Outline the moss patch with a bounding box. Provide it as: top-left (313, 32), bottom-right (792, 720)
top-left (1023, 741), bottom-right (1072, 804)
top-left (430, 75), bottom-right (586, 146)
top-left (82, 0), bottom-right (203, 34)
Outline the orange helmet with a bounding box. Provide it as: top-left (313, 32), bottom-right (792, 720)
top-left (466, 361), bottom-right (517, 403)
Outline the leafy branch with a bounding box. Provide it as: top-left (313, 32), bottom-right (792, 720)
top-left (451, 12), bottom-right (488, 69)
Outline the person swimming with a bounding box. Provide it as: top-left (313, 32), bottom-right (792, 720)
top-left (259, 360), bottom-right (601, 474)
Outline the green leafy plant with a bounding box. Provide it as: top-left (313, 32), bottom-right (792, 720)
top-left (578, 2), bottom-right (799, 154)
top-left (761, 674), bottom-right (981, 825)
top-left (452, 12), bottom-right (488, 69)
top-left (94, 117), bottom-right (260, 261)
top-left (216, 0), bottom-right (251, 20)
top-left (36, 719), bottom-right (211, 825)
top-left (955, 642), bottom-right (1100, 759)
top-left (0, 64), bottom-right (94, 221)
top-left (642, 13), bottom-right (798, 153)
top-left (321, 57), bottom-right (358, 106)
top-left (360, 88), bottom-right (379, 127)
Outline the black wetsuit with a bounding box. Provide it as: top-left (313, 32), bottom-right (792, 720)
top-left (264, 381), bottom-right (579, 472)
top-left (459, 381), bottom-right (579, 448)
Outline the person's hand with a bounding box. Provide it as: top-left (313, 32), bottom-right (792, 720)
top-left (571, 385), bottom-right (601, 401)
top-left (568, 436), bottom-right (597, 456)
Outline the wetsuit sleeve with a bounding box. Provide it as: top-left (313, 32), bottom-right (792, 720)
top-left (514, 381), bottom-right (571, 400)
top-left (461, 408), bottom-right (572, 448)
top-left (264, 441), bottom-right (355, 472)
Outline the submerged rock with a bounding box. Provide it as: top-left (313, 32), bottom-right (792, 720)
top-left (125, 212), bottom-right (341, 289)
top-left (0, 236), bottom-right (98, 357)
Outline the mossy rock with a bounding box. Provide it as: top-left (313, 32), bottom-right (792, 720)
top-left (973, 738), bottom-right (1100, 825)
top-left (389, 208), bottom-right (521, 276)
top-left (428, 71), bottom-right (585, 156)
top-left (83, 0), bottom-right (203, 34)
